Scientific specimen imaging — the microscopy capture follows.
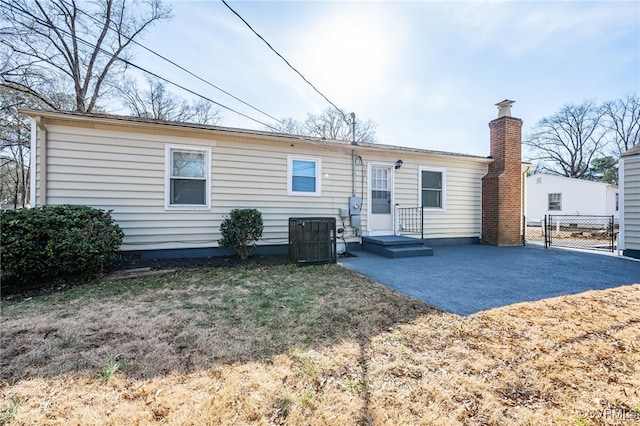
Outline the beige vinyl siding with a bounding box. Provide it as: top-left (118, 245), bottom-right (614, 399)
top-left (42, 124), bottom-right (216, 250)
top-left (361, 151), bottom-right (487, 239)
top-left (33, 113), bottom-right (491, 252)
top-left (39, 121), bottom-right (359, 251)
top-left (210, 140), bottom-right (354, 248)
top-left (623, 155), bottom-right (640, 250)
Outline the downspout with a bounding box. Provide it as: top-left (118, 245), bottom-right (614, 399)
top-left (618, 158), bottom-right (625, 254)
top-left (33, 116), bottom-right (47, 207)
top-left (521, 165), bottom-right (529, 246)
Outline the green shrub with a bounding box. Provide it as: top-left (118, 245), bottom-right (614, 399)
top-left (1, 204), bottom-right (124, 290)
top-left (218, 208), bottom-right (263, 260)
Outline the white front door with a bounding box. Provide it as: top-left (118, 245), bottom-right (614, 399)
top-left (368, 163), bottom-right (394, 235)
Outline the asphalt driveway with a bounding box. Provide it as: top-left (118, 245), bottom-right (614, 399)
top-left (339, 244), bottom-right (640, 316)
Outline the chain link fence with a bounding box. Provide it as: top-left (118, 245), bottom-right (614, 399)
top-left (526, 215), bottom-right (617, 252)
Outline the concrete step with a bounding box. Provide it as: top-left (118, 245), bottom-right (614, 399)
top-left (383, 245), bottom-right (434, 258)
top-left (362, 236), bottom-right (423, 247)
top-left (362, 235), bottom-right (433, 258)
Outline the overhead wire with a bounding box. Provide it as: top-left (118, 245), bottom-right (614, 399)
top-left (2, 0), bottom-right (355, 155)
top-left (1, 0), bottom-right (278, 130)
top-left (220, 0), bottom-right (350, 123)
top-left (56, 0), bottom-right (283, 125)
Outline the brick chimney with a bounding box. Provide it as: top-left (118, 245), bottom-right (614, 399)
top-left (482, 100), bottom-right (523, 246)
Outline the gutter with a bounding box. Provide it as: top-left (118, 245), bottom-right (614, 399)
top-left (19, 109), bottom-right (493, 164)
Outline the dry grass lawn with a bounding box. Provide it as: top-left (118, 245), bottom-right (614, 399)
top-left (1, 262), bottom-right (639, 425)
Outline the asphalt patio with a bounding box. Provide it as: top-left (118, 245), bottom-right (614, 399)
top-left (339, 243), bottom-right (640, 315)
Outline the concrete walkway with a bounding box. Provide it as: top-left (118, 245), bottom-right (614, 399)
top-left (339, 244), bottom-right (640, 316)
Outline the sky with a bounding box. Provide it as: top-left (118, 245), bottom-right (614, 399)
top-left (126, 0), bottom-right (640, 157)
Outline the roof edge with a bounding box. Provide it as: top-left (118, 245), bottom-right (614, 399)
top-left (20, 108), bottom-right (492, 162)
top-left (621, 144), bottom-right (640, 157)
top-left (527, 172), bottom-right (618, 188)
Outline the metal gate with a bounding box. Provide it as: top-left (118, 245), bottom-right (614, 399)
top-left (542, 215), bottom-right (616, 252)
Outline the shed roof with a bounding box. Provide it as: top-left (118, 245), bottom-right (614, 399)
top-left (621, 144), bottom-right (640, 157)
top-left (527, 172), bottom-right (618, 189)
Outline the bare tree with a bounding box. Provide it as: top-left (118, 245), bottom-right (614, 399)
top-left (267, 117), bottom-right (306, 135)
top-left (0, 0), bottom-right (171, 112)
top-left (1, 88), bottom-right (32, 207)
top-left (0, 85), bottom-right (74, 208)
top-left (267, 108), bottom-right (377, 143)
top-left (304, 108), bottom-right (377, 143)
top-left (603, 93), bottom-right (640, 154)
top-left (524, 100), bottom-right (608, 179)
top-left (118, 77), bottom-right (222, 124)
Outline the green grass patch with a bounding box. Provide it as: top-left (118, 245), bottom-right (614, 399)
top-left (0, 398), bottom-right (19, 425)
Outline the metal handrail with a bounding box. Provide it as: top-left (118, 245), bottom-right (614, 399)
top-left (395, 205), bottom-right (424, 239)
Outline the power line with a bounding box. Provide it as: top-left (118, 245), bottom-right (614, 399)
top-left (1, 0), bottom-right (279, 130)
top-left (57, 0), bottom-right (283, 125)
top-left (3, 0), bottom-right (356, 155)
top-left (221, 0), bottom-right (349, 123)
top-left (115, 59), bottom-right (277, 129)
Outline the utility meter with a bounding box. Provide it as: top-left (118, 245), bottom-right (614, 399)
top-left (349, 196), bottom-right (362, 215)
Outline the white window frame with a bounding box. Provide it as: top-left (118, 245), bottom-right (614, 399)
top-left (287, 155), bottom-right (322, 196)
top-left (548, 193), bottom-right (561, 211)
top-left (165, 145), bottom-right (211, 210)
top-left (419, 166), bottom-right (446, 211)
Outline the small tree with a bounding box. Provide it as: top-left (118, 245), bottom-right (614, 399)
top-left (218, 209), bottom-right (263, 260)
top-left (587, 156), bottom-right (618, 184)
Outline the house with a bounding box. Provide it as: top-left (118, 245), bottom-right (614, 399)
top-left (619, 144), bottom-right (640, 259)
top-left (526, 173), bottom-right (619, 223)
top-left (22, 101), bottom-right (525, 259)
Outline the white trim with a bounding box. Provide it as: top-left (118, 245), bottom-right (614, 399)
top-left (30, 117), bottom-right (37, 207)
top-left (418, 166), bottom-right (447, 211)
top-left (19, 109), bottom-right (494, 166)
top-left (164, 144), bottom-right (211, 210)
top-left (619, 158), bottom-right (625, 251)
top-left (367, 162), bottom-right (395, 236)
top-left (287, 155), bottom-right (322, 196)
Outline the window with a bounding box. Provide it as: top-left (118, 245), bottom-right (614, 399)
top-left (616, 193), bottom-right (619, 211)
top-left (288, 155), bottom-right (321, 196)
top-left (165, 145), bottom-right (211, 209)
top-left (420, 168), bottom-right (445, 209)
top-left (548, 193), bottom-right (561, 211)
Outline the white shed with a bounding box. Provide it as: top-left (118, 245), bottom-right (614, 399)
top-left (526, 173), bottom-right (619, 222)
top-left (620, 144), bottom-right (640, 258)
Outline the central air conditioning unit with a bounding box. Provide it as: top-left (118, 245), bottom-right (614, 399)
top-left (288, 217), bottom-right (337, 265)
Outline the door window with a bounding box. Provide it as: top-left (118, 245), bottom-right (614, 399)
top-left (371, 166), bottom-right (391, 214)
